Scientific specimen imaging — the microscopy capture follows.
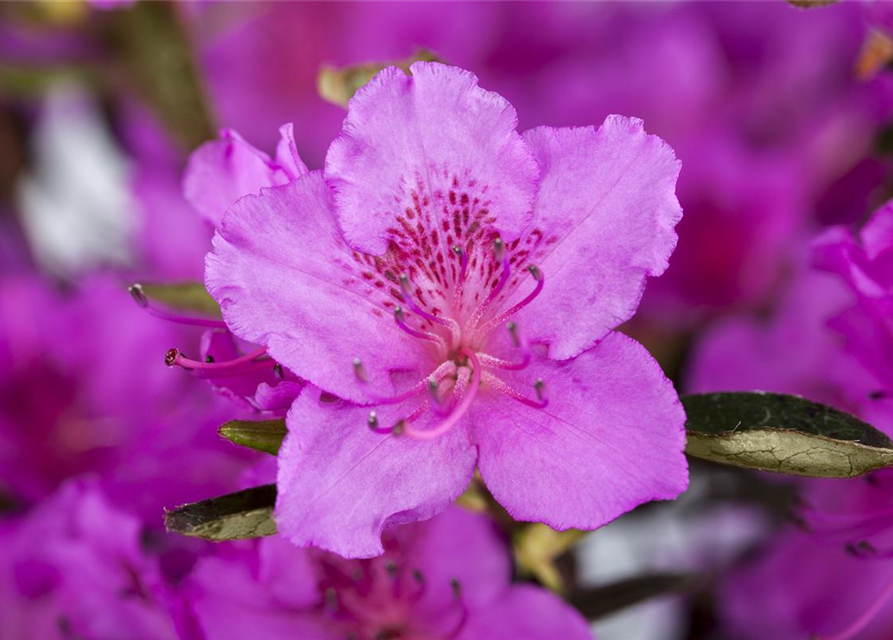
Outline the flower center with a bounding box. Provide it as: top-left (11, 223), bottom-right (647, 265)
top-left (318, 558), bottom-right (468, 640)
top-left (353, 237), bottom-right (548, 440)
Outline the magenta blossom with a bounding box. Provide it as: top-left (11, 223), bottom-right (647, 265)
top-left (184, 124), bottom-right (308, 228)
top-left (0, 480), bottom-right (178, 640)
top-left (181, 506), bottom-right (593, 640)
top-left (815, 200), bottom-right (893, 398)
top-left (206, 63), bottom-right (688, 557)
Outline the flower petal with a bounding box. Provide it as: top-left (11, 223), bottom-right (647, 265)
top-left (516, 120), bottom-right (682, 359)
top-left (206, 172), bottom-right (432, 402)
top-left (276, 389), bottom-right (477, 558)
top-left (188, 547), bottom-right (331, 640)
top-left (458, 585), bottom-right (594, 640)
top-left (325, 62), bottom-right (538, 255)
top-left (472, 331), bottom-right (688, 530)
top-left (184, 127), bottom-right (306, 227)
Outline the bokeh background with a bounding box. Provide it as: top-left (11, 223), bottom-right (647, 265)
top-left (2, 2), bottom-right (893, 639)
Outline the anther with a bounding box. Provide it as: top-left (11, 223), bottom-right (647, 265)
top-left (528, 264), bottom-right (542, 281)
top-left (413, 569), bottom-right (425, 585)
top-left (164, 348), bottom-right (179, 367)
top-left (353, 358), bottom-right (368, 382)
top-left (273, 363), bottom-right (285, 380)
top-left (325, 587), bottom-right (338, 612)
top-left (392, 420), bottom-right (406, 436)
top-left (452, 245), bottom-right (469, 290)
top-left (394, 306), bottom-right (405, 323)
top-left (368, 411), bottom-right (379, 429)
top-left (205, 355), bottom-right (215, 364)
top-left (129, 284), bottom-right (149, 308)
top-left (385, 561), bottom-right (398, 577)
top-left (507, 321), bottom-right (520, 347)
top-left (428, 377), bottom-right (440, 403)
top-left (450, 578), bottom-right (462, 599)
top-left (493, 238), bottom-right (505, 263)
top-left (535, 379), bottom-right (545, 402)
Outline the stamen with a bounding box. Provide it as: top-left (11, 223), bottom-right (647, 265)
top-left (478, 322), bottom-right (532, 371)
top-left (359, 361), bottom-right (456, 406)
top-left (816, 573), bottom-right (893, 640)
top-left (483, 371), bottom-right (548, 410)
top-left (473, 239), bottom-right (511, 319)
top-left (452, 245), bottom-right (468, 288)
top-left (129, 284), bottom-right (227, 329)
top-left (394, 306), bottom-right (446, 348)
top-left (481, 264), bottom-right (545, 333)
top-left (368, 403), bottom-right (427, 435)
top-left (398, 275), bottom-right (459, 337)
top-left (165, 347), bottom-right (274, 379)
top-left (353, 358), bottom-right (368, 382)
top-left (400, 349), bottom-right (480, 441)
top-left (442, 578), bottom-right (469, 640)
top-left (535, 379), bottom-right (546, 402)
top-left (428, 377), bottom-right (442, 408)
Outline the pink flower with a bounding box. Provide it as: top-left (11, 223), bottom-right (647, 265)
top-left (181, 506), bottom-right (593, 640)
top-left (206, 63), bottom-right (689, 557)
top-left (815, 200), bottom-right (893, 398)
top-left (0, 480), bottom-right (178, 640)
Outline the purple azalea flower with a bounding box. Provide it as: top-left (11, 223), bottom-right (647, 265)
top-left (206, 62), bottom-right (688, 557)
top-left (176, 124), bottom-right (309, 414)
top-left (183, 124), bottom-right (308, 228)
top-left (0, 479), bottom-right (178, 640)
top-left (181, 506), bottom-right (593, 640)
top-left (0, 272), bottom-right (252, 517)
top-left (689, 202), bottom-right (893, 640)
top-left (815, 201), bottom-right (893, 398)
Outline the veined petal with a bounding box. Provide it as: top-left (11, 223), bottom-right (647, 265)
top-left (276, 389), bottom-right (477, 558)
top-left (326, 62), bottom-right (538, 255)
top-left (516, 120), bottom-right (682, 360)
top-left (472, 331), bottom-right (688, 529)
top-left (206, 172), bottom-right (431, 402)
top-left (184, 127), bottom-right (307, 227)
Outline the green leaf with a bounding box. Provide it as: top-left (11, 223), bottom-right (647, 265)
top-left (219, 419), bottom-right (286, 455)
top-left (569, 573), bottom-right (699, 621)
top-left (318, 48), bottom-right (445, 108)
top-left (129, 282), bottom-right (221, 317)
top-left (684, 392), bottom-right (893, 478)
top-left (164, 485), bottom-right (277, 541)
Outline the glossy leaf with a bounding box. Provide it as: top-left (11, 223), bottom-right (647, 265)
top-left (218, 419), bottom-right (286, 455)
top-left (684, 392), bottom-right (893, 478)
top-left (164, 485), bottom-right (277, 541)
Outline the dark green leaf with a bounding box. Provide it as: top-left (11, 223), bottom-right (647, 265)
top-left (219, 419), bottom-right (286, 455)
top-left (129, 282), bottom-right (221, 317)
top-left (684, 392), bottom-right (893, 478)
top-left (164, 485), bottom-right (276, 541)
top-left (569, 573), bottom-right (699, 621)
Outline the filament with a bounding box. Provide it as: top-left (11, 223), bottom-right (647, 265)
top-left (483, 371), bottom-right (548, 409)
top-left (401, 349), bottom-right (480, 440)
